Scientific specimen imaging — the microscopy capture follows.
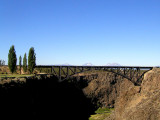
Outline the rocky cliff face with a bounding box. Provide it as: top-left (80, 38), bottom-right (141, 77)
top-left (0, 75), bottom-right (95, 120)
top-left (105, 68), bottom-right (160, 120)
top-left (72, 68), bottom-right (160, 120)
top-left (71, 72), bottom-right (131, 108)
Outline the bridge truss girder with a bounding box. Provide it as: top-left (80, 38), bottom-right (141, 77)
top-left (36, 65), bottom-right (153, 84)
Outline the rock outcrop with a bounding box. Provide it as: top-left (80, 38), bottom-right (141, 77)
top-left (105, 68), bottom-right (160, 120)
top-left (72, 72), bottom-right (131, 108)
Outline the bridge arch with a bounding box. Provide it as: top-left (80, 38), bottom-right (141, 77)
top-left (36, 65), bottom-right (153, 84)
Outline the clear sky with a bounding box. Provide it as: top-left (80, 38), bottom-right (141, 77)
top-left (0, 0), bottom-right (160, 66)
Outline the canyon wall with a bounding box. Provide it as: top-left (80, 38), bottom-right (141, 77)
top-left (105, 68), bottom-right (160, 120)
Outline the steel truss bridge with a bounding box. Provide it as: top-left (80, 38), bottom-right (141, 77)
top-left (36, 65), bottom-right (153, 83)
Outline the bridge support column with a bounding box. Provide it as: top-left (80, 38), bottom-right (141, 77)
top-left (124, 68), bottom-right (126, 75)
top-left (51, 66), bottom-right (53, 74)
top-left (130, 68), bottom-right (132, 80)
top-left (59, 66), bottom-right (61, 81)
top-left (67, 66), bottom-right (69, 78)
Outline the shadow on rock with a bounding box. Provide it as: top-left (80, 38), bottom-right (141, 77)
top-left (0, 76), bottom-right (95, 120)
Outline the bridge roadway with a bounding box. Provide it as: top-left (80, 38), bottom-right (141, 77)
top-left (36, 65), bottom-right (153, 83)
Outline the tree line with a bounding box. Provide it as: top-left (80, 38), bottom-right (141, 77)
top-left (8, 45), bottom-right (36, 74)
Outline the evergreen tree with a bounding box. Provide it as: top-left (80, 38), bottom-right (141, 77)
top-left (28, 47), bottom-right (36, 74)
top-left (19, 56), bottom-right (22, 74)
top-left (23, 53), bottom-right (27, 73)
top-left (8, 45), bottom-right (17, 73)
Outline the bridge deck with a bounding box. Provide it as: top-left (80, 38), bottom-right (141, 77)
top-left (36, 65), bottom-right (153, 83)
top-left (36, 65), bottom-right (153, 69)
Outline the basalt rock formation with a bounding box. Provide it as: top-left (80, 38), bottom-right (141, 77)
top-left (105, 68), bottom-right (160, 120)
top-left (70, 68), bottom-right (160, 120)
top-left (71, 72), bottom-right (134, 108)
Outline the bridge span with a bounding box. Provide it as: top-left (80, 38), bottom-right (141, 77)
top-left (36, 65), bottom-right (153, 83)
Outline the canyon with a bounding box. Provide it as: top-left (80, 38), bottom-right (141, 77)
top-left (0, 68), bottom-right (160, 120)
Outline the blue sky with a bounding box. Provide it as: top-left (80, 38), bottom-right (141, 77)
top-left (0, 0), bottom-right (160, 66)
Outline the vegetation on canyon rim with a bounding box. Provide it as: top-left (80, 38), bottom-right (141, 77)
top-left (3, 45), bottom-right (36, 75)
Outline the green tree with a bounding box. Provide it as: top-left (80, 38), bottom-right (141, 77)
top-left (8, 45), bottom-right (17, 73)
top-left (28, 47), bottom-right (36, 74)
top-left (19, 56), bottom-right (22, 74)
top-left (23, 53), bottom-right (27, 73)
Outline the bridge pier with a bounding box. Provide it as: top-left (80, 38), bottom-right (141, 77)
top-left (59, 66), bottom-right (61, 81)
